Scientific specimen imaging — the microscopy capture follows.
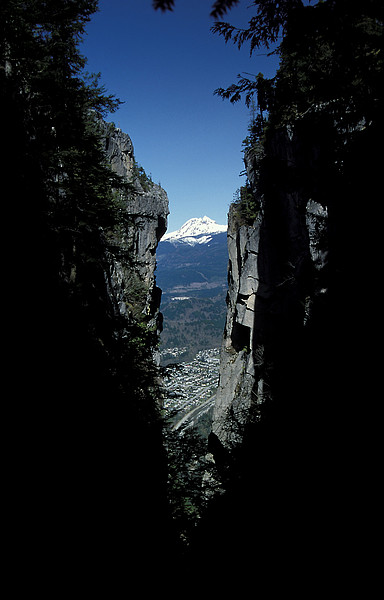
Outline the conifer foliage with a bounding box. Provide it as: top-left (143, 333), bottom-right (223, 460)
top-left (2, 1), bottom-right (168, 576)
top-left (153, 0), bottom-right (241, 18)
top-left (2, 0), bottom-right (162, 406)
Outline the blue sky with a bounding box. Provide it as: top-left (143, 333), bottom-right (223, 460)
top-left (81, 0), bottom-right (280, 231)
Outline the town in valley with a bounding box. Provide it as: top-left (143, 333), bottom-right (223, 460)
top-left (160, 347), bottom-right (220, 433)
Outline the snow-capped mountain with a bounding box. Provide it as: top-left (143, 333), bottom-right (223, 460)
top-left (156, 215), bottom-right (228, 297)
top-left (161, 216), bottom-right (227, 246)
top-left (156, 216), bottom-right (229, 358)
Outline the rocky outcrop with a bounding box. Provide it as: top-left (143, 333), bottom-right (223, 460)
top-left (102, 123), bottom-right (169, 335)
top-left (103, 125), bottom-right (135, 177)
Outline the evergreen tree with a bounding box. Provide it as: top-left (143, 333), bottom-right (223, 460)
top-left (213, 1), bottom-right (383, 127)
top-left (2, 1), bottom-right (170, 582)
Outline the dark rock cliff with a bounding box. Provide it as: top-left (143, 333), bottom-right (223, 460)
top-left (203, 112), bottom-right (380, 580)
top-left (211, 119), bottom-right (331, 453)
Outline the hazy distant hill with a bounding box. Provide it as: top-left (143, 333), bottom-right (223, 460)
top-left (156, 217), bottom-right (228, 360)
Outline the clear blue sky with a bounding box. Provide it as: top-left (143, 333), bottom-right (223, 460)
top-left (81, 0), bottom-right (279, 231)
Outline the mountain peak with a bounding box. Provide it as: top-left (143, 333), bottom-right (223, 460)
top-left (161, 216), bottom-right (227, 245)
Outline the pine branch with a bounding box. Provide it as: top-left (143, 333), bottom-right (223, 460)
top-left (210, 0), bottom-right (240, 19)
top-left (153, 0), bottom-right (240, 17)
top-left (152, 0), bottom-right (175, 11)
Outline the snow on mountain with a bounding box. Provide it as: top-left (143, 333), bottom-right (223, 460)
top-left (161, 216), bottom-right (227, 246)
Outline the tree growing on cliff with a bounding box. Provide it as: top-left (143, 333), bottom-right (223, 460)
top-left (216, 1), bottom-right (383, 139)
top-left (153, 0), bottom-right (383, 145)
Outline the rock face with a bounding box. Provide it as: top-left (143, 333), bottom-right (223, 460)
top-left (102, 122), bottom-right (169, 335)
top-left (210, 119), bottom-right (331, 457)
top-left (211, 207), bottom-right (262, 448)
top-left (103, 126), bottom-right (135, 177)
